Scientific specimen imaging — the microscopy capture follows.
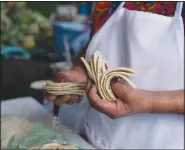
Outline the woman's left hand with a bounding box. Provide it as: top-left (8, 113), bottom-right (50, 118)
top-left (86, 80), bottom-right (152, 119)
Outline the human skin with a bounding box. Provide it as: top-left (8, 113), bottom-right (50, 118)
top-left (44, 44), bottom-right (88, 105)
top-left (45, 59), bottom-right (184, 118)
top-left (44, 39), bottom-right (184, 117)
top-left (86, 80), bottom-right (184, 119)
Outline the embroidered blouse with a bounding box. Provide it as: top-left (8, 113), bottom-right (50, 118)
top-left (92, 2), bottom-right (185, 35)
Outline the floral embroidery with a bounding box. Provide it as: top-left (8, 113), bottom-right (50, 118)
top-left (124, 2), bottom-right (177, 15)
top-left (93, 2), bottom-right (114, 33)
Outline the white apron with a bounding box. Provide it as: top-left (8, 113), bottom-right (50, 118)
top-left (84, 2), bottom-right (184, 149)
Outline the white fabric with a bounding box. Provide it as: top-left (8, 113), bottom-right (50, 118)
top-left (84, 2), bottom-right (184, 149)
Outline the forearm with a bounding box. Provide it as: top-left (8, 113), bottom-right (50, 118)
top-left (151, 90), bottom-right (184, 114)
top-left (134, 89), bottom-right (184, 114)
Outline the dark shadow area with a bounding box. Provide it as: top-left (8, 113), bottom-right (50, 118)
top-left (1, 59), bottom-right (53, 103)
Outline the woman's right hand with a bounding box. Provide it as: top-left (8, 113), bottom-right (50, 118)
top-left (44, 65), bottom-right (88, 106)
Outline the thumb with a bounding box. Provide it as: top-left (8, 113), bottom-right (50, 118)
top-left (111, 81), bottom-right (128, 99)
top-left (86, 79), bottom-right (93, 93)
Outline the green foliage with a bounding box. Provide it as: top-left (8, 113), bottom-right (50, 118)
top-left (1, 2), bottom-right (52, 49)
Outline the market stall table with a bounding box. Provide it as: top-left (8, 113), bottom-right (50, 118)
top-left (1, 97), bottom-right (95, 149)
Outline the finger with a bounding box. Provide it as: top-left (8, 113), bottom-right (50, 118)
top-left (88, 85), bottom-right (129, 118)
top-left (54, 95), bottom-right (71, 106)
top-left (66, 100), bottom-right (76, 104)
top-left (68, 95), bottom-right (84, 104)
top-left (106, 112), bottom-right (117, 119)
top-left (56, 95), bottom-right (71, 102)
top-left (54, 96), bottom-right (70, 106)
top-left (86, 79), bottom-right (93, 93)
top-left (111, 81), bottom-right (129, 98)
top-left (66, 95), bottom-right (79, 104)
top-left (111, 78), bottom-right (118, 85)
top-left (54, 72), bottom-right (61, 82)
top-left (43, 91), bottom-right (56, 101)
top-left (54, 71), bottom-right (68, 82)
top-left (74, 95), bottom-right (83, 104)
top-left (88, 84), bottom-right (116, 113)
top-left (71, 95), bottom-right (79, 101)
top-left (106, 99), bottom-right (129, 119)
top-left (87, 84), bottom-right (101, 101)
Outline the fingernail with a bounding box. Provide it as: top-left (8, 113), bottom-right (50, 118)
top-left (111, 79), bottom-right (117, 87)
top-left (72, 95), bottom-right (78, 101)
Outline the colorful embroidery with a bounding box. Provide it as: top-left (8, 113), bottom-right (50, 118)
top-left (93, 2), bottom-right (114, 33)
top-left (124, 2), bottom-right (177, 15)
top-left (93, 2), bottom-right (185, 34)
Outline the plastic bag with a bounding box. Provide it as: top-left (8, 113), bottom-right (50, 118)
top-left (7, 123), bottom-right (80, 149)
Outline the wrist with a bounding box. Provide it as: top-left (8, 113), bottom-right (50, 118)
top-left (129, 89), bottom-right (154, 113)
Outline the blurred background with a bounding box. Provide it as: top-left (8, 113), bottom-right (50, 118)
top-left (1, 2), bottom-right (93, 103)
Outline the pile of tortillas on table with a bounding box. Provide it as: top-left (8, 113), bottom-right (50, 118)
top-left (44, 82), bottom-right (86, 96)
top-left (29, 143), bottom-right (78, 149)
top-left (44, 51), bottom-right (136, 101)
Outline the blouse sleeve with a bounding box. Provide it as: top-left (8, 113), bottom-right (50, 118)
top-left (91, 2), bottom-right (118, 35)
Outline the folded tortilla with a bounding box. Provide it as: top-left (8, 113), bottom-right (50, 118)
top-left (80, 51), bottom-right (136, 101)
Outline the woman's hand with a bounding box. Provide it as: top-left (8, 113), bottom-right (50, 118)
top-left (86, 80), bottom-right (152, 119)
top-left (44, 65), bottom-right (88, 106)
top-left (86, 80), bottom-right (184, 119)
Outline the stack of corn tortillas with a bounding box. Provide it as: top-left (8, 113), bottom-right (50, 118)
top-left (81, 51), bottom-right (135, 101)
top-left (44, 51), bottom-right (136, 101)
top-left (43, 81), bottom-right (86, 96)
